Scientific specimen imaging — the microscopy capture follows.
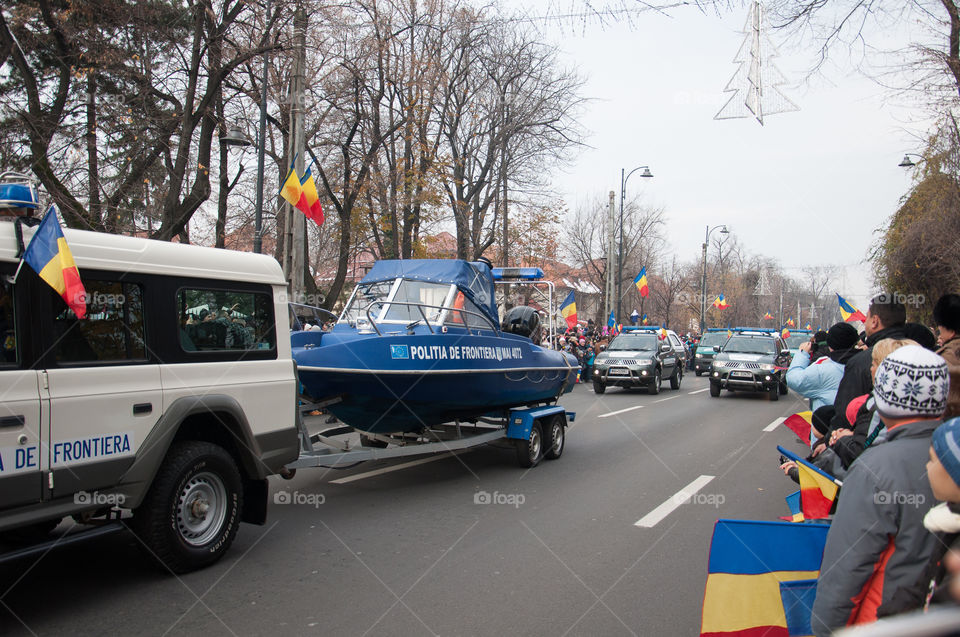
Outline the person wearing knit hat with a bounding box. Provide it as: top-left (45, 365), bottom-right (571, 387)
top-left (812, 344), bottom-right (950, 636)
top-left (934, 293), bottom-right (960, 420)
top-left (785, 321), bottom-right (861, 413)
top-left (930, 417), bottom-right (960, 502)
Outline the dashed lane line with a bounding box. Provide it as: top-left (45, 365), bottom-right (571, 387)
top-left (635, 475), bottom-right (716, 528)
top-left (687, 388), bottom-right (710, 395)
top-left (597, 405), bottom-right (645, 418)
top-left (763, 417), bottom-right (786, 432)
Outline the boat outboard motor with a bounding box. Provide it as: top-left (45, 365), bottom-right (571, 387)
top-left (501, 306), bottom-right (541, 344)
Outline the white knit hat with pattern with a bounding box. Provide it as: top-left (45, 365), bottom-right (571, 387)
top-left (873, 344), bottom-right (949, 418)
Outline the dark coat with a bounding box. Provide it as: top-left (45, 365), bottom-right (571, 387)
top-left (829, 324), bottom-right (907, 432)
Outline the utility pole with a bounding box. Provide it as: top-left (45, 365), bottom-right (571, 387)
top-left (606, 191), bottom-right (615, 323)
top-left (283, 3), bottom-right (306, 299)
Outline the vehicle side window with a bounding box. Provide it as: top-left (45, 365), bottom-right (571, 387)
top-left (0, 268), bottom-right (16, 366)
top-left (179, 288), bottom-right (275, 352)
top-left (669, 334), bottom-right (681, 347)
top-left (53, 280), bottom-right (146, 363)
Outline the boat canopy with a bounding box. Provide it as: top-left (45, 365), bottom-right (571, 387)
top-left (360, 259), bottom-right (498, 322)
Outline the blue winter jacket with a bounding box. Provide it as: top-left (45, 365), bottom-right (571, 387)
top-left (785, 351), bottom-right (845, 411)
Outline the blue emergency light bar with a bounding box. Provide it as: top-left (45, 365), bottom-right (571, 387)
top-left (492, 267), bottom-right (544, 281)
top-left (623, 325), bottom-right (663, 332)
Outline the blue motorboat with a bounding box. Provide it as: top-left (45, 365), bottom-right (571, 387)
top-left (292, 259), bottom-right (578, 434)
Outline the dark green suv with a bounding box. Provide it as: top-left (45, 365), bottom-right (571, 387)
top-left (592, 327), bottom-right (686, 395)
top-left (709, 330), bottom-right (791, 401)
top-left (693, 329), bottom-right (729, 376)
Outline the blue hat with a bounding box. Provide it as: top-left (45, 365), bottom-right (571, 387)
top-left (933, 418), bottom-right (960, 488)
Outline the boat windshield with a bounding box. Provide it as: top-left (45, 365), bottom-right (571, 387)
top-left (381, 280), bottom-right (452, 323)
top-left (608, 334), bottom-right (658, 351)
top-left (341, 280), bottom-right (396, 325)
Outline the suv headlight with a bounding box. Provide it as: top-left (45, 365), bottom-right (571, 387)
top-left (759, 363), bottom-right (775, 371)
top-left (713, 361), bottom-right (727, 368)
top-left (695, 352), bottom-right (703, 358)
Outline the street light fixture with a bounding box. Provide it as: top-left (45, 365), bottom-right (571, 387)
top-left (699, 224), bottom-right (729, 333)
top-left (221, 126), bottom-right (252, 148)
top-left (898, 153), bottom-right (923, 168)
top-left (616, 165), bottom-right (654, 324)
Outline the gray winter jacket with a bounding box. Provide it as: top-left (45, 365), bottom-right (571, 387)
top-left (811, 418), bottom-right (941, 636)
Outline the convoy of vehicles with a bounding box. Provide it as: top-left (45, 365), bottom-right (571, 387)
top-left (708, 329), bottom-right (792, 401)
top-left (591, 326), bottom-right (686, 395)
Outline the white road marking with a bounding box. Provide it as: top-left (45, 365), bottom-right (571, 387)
top-left (653, 395), bottom-right (678, 403)
top-left (330, 451), bottom-right (467, 484)
top-left (687, 388), bottom-right (710, 395)
top-left (635, 475), bottom-right (716, 528)
top-left (598, 405), bottom-right (645, 418)
top-left (763, 417), bottom-right (786, 432)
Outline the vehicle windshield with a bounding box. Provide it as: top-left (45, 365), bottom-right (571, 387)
top-left (724, 335), bottom-right (776, 355)
top-left (785, 333), bottom-right (812, 348)
top-left (698, 332), bottom-right (727, 348)
top-left (608, 334), bottom-right (659, 351)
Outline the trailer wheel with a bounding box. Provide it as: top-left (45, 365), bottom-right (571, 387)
top-left (516, 420), bottom-right (544, 468)
top-left (132, 441), bottom-right (242, 573)
top-left (544, 416), bottom-right (565, 460)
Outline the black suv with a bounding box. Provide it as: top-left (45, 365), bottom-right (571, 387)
top-left (709, 329), bottom-right (791, 401)
top-left (592, 327), bottom-right (686, 394)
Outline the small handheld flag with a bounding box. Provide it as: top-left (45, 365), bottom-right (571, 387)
top-left (782, 411), bottom-right (813, 446)
top-left (763, 311), bottom-right (774, 320)
top-left (659, 327), bottom-right (667, 340)
top-left (633, 267), bottom-right (649, 297)
top-left (778, 445), bottom-right (841, 519)
top-left (781, 327), bottom-right (791, 339)
top-left (836, 294), bottom-right (867, 323)
top-left (641, 313), bottom-right (649, 325)
top-left (22, 206), bottom-right (87, 319)
top-left (560, 291), bottom-right (577, 329)
top-left (784, 491), bottom-right (805, 522)
top-left (607, 311), bottom-right (615, 329)
top-left (712, 294), bottom-right (729, 310)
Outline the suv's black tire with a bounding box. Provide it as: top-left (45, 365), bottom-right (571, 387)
top-left (516, 420), bottom-right (544, 468)
top-left (593, 380), bottom-right (606, 394)
top-left (670, 366), bottom-right (682, 390)
top-left (544, 416), bottom-right (565, 460)
top-left (709, 382), bottom-right (721, 397)
top-left (648, 369), bottom-right (661, 395)
top-left (132, 441), bottom-right (242, 574)
top-left (695, 370), bottom-right (702, 377)
top-left (769, 383), bottom-right (780, 401)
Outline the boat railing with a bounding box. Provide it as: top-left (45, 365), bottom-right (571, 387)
top-left (362, 301), bottom-right (500, 337)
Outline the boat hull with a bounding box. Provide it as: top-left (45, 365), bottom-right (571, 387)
top-left (293, 330), bottom-right (577, 433)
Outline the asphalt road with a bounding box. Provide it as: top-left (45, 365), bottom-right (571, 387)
top-left (0, 373), bottom-right (811, 636)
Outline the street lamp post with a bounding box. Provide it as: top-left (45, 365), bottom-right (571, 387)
top-left (699, 224), bottom-right (729, 333)
top-left (617, 165), bottom-right (653, 324)
top-left (253, 0), bottom-right (272, 254)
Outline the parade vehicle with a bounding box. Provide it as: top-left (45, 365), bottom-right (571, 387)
top-left (291, 260), bottom-right (578, 434)
top-left (590, 326), bottom-right (686, 395)
top-left (0, 185), bottom-right (301, 573)
top-left (0, 181), bottom-right (575, 572)
top-left (708, 328), bottom-right (791, 400)
top-left (693, 328), bottom-right (730, 376)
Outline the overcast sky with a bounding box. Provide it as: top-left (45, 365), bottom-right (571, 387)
top-left (519, 1), bottom-right (928, 310)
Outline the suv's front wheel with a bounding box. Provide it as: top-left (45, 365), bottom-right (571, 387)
top-left (593, 380), bottom-right (606, 394)
top-left (133, 441), bottom-right (243, 573)
top-left (648, 369), bottom-right (661, 395)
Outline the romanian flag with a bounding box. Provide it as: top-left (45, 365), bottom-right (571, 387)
top-left (560, 291), bottom-right (577, 329)
top-left (659, 327), bottom-right (668, 340)
top-left (784, 491), bottom-right (804, 522)
top-left (280, 166), bottom-right (311, 218)
top-left (713, 295), bottom-right (729, 310)
top-left (780, 579), bottom-right (818, 636)
top-left (782, 412), bottom-right (813, 446)
top-left (299, 167), bottom-right (325, 225)
top-left (804, 323), bottom-right (812, 331)
top-left (781, 327), bottom-right (791, 339)
top-left (23, 206), bottom-right (87, 319)
top-left (778, 446), bottom-right (841, 520)
top-left (726, 329), bottom-right (733, 338)
top-left (786, 318), bottom-right (796, 327)
top-left (642, 313), bottom-right (649, 325)
top-left (634, 267), bottom-right (649, 297)
top-left (837, 294), bottom-right (867, 322)
top-left (700, 519), bottom-right (829, 637)
top-left (763, 312), bottom-right (774, 320)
